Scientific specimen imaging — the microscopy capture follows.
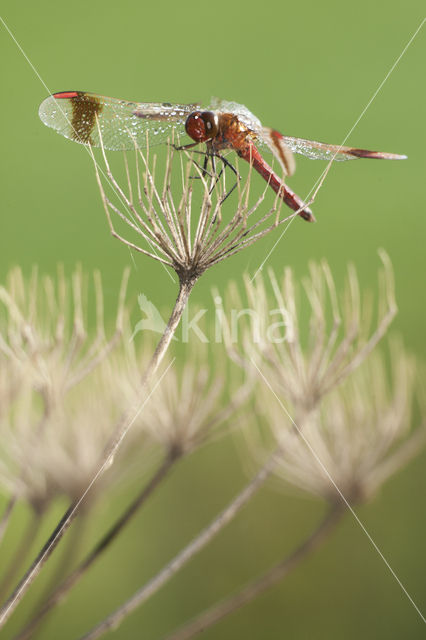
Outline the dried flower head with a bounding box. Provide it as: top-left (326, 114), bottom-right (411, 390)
top-left (0, 265), bottom-right (129, 406)
top-left (0, 266), bottom-right (134, 511)
top-left (92, 136), bottom-right (303, 284)
top-left (105, 338), bottom-right (251, 457)
top-left (0, 376), bottom-right (134, 510)
top-left (216, 251), bottom-right (397, 414)
top-left (253, 340), bottom-right (425, 503)
top-left (148, 366), bottom-right (251, 456)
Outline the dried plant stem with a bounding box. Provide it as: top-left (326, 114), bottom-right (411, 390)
top-left (0, 504), bottom-right (74, 628)
top-left (78, 454), bottom-right (277, 640)
top-left (164, 503), bottom-right (344, 640)
top-left (14, 450), bottom-right (180, 640)
top-left (142, 277), bottom-right (196, 384)
top-left (0, 278), bottom-right (195, 631)
top-left (0, 497), bottom-right (16, 546)
top-left (26, 513), bottom-right (89, 640)
top-left (0, 511), bottom-right (42, 603)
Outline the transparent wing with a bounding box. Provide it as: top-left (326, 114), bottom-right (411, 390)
top-left (209, 97), bottom-right (263, 131)
top-left (280, 135), bottom-right (407, 161)
top-left (259, 127), bottom-right (296, 177)
top-left (209, 98), bottom-right (296, 176)
top-left (39, 91), bottom-right (200, 150)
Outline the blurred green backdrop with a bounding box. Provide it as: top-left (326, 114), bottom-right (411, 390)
top-left (1, 0), bottom-right (425, 638)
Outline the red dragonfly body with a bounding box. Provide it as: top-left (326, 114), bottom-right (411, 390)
top-left (184, 110), bottom-right (313, 220)
top-left (39, 91), bottom-right (406, 222)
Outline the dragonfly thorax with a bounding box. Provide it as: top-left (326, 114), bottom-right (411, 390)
top-left (185, 111), bottom-right (219, 143)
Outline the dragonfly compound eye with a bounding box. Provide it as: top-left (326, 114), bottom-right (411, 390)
top-left (185, 111), bottom-right (219, 143)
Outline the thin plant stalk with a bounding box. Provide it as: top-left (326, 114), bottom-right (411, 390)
top-left (0, 511), bottom-right (42, 603)
top-left (0, 278), bottom-right (195, 630)
top-left (163, 503), bottom-right (344, 640)
top-left (0, 497), bottom-right (16, 547)
top-left (141, 278), bottom-right (196, 385)
top-left (13, 449), bottom-right (181, 640)
top-left (78, 453), bottom-right (278, 640)
top-left (27, 513), bottom-right (89, 640)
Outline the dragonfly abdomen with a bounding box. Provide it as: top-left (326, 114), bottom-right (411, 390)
top-left (239, 141), bottom-right (315, 222)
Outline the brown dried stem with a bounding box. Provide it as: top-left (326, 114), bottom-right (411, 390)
top-left (13, 450), bottom-right (180, 640)
top-left (0, 497), bottom-right (16, 547)
top-left (0, 272), bottom-right (193, 629)
top-left (0, 511), bottom-right (42, 603)
top-left (164, 503), bottom-right (344, 640)
top-left (77, 454), bottom-right (278, 640)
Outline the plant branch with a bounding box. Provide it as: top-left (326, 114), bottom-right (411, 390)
top-left (14, 450), bottom-right (180, 640)
top-left (0, 511), bottom-right (42, 603)
top-left (141, 277), bottom-right (196, 385)
top-left (78, 454), bottom-right (278, 640)
top-left (164, 503), bottom-right (344, 640)
top-left (0, 278), bottom-right (195, 631)
top-left (28, 513), bottom-right (89, 640)
top-left (0, 497), bottom-right (16, 547)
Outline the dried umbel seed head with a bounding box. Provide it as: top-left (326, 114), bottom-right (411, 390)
top-left (91, 135), bottom-right (303, 284)
top-left (106, 338), bottom-right (251, 457)
top-left (0, 265), bottom-right (129, 405)
top-left (216, 251), bottom-right (397, 414)
top-left (0, 265), bottom-right (135, 511)
top-left (251, 340), bottom-right (425, 504)
top-left (0, 380), bottom-right (131, 510)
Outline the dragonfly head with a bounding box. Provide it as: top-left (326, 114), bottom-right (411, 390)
top-left (185, 111), bottom-right (219, 143)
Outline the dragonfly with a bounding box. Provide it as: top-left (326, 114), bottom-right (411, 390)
top-left (39, 91), bottom-right (407, 222)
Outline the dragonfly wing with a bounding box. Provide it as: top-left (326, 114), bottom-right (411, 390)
top-left (281, 135), bottom-right (407, 161)
top-left (260, 127), bottom-right (296, 177)
top-left (39, 91), bottom-right (200, 150)
top-left (210, 99), bottom-right (296, 177)
top-left (209, 97), bottom-right (263, 131)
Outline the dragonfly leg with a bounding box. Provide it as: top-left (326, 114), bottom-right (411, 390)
top-left (175, 147), bottom-right (216, 180)
top-left (173, 143), bottom-right (240, 205)
top-left (172, 141), bottom-right (200, 152)
top-left (210, 153), bottom-right (240, 204)
top-left (187, 152), bottom-right (221, 186)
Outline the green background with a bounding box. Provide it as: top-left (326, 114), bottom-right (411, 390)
top-left (1, 0), bottom-right (425, 638)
